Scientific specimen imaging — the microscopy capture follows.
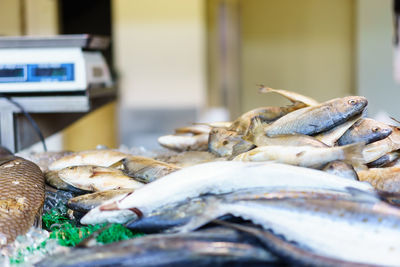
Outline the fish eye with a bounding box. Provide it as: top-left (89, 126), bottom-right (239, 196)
top-left (372, 127), bottom-right (380, 132)
top-left (222, 140), bottom-right (229, 145)
top-left (348, 99), bottom-right (357, 105)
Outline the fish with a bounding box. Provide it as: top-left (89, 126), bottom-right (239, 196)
top-left (0, 156), bottom-right (45, 244)
top-left (358, 166), bottom-right (400, 193)
top-left (194, 121), bottom-right (232, 128)
top-left (157, 133), bottom-right (209, 151)
top-left (337, 118), bottom-right (392, 146)
top-left (321, 161), bottom-right (359, 180)
top-left (217, 220), bottom-right (382, 267)
top-left (58, 165), bottom-right (144, 192)
top-left (263, 96), bottom-right (368, 137)
top-left (36, 227), bottom-right (278, 267)
top-left (362, 126), bottom-right (400, 163)
top-left (314, 115), bottom-right (362, 146)
top-left (244, 117), bottom-right (328, 148)
top-left (232, 143), bottom-right (365, 169)
top-left (367, 151), bottom-right (400, 168)
top-left (208, 128), bottom-right (255, 157)
top-left (177, 196), bottom-right (400, 266)
top-left (258, 85), bottom-right (319, 106)
top-left (48, 150), bottom-right (132, 171)
top-left (44, 170), bottom-right (90, 194)
top-left (81, 161), bottom-right (373, 225)
top-left (68, 189), bottom-right (134, 213)
top-left (119, 156), bottom-right (180, 183)
top-left (126, 189), bottom-right (370, 233)
top-left (174, 124), bottom-right (212, 135)
top-left (157, 151), bottom-right (222, 168)
top-left (228, 104), bottom-right (306, 134)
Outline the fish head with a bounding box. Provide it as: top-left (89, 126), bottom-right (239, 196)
top-left (337, 96), bottom-right (368, 117)
top-left (208, 128), bottom-right (243, 157)
top-left (362, 119), bottom-right (393, 144)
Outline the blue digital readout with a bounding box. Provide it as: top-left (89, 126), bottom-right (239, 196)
top-left (0, 63), bottom-right (74, 83)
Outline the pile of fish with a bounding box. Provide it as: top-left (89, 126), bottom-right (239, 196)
top-left (7, 86), bottom-right (400, 266)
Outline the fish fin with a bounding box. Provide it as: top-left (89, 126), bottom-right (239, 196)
top-left (341, 142), bottom-right (366, 168)
top-left (390, 116), bottom-right (400, 125)
top-left (244, 116), bottom-right (265, 143)
top-left (258, 84), bottom-right (274, 94)
top-left (230, 141), bottom-right (256, 159)
top-left (108, 159), bottom-right (124, 169)
top-left (193, 122), bottom-right (228, 129)
top-left (171, 200), bottom-right (225, 233)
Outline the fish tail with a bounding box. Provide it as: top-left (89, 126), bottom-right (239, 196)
top-left (108, 159), bottom-right (124, 169)
top-left (244, 116), bottom-right (265, 143)
top-left (172, 198), bottom-right (225, 233)
top-left (258, 84), bottom-right (274, 94)
top-left (341, 142), bottom-right (366, 168)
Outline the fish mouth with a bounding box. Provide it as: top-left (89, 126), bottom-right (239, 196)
top-left (99, 201), bottom-right (119, 211)
top-left (99, 202), bottom-right (143, 218)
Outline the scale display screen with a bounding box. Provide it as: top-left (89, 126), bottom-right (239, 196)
top-left (0, 63), bottom-right (74, 83)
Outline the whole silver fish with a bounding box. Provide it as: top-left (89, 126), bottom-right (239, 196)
top-left (126, 188), bottom-right (370, 233)
top-left (321, 161), bottom-right (359, 180)
top-left (337, 118), bottom-right (392, 146)
top-left (177, 196), bottom-right (400, 266)
top-left (81, 162), bottom-right (373, 225)
top-left (263, 96), bottom-right (368, 136)
top-left (233, 143), bottom-right (364, 169)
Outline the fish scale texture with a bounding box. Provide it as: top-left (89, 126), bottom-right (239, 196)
top-left (0, 157), bottom-right (44, 244)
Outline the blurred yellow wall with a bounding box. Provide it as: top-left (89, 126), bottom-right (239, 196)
top-left (241, 0), bottom-right (355, 112)
top-left (0, 0), bottom-right (21, 35)
top-left (113, 0), bottom-right (206, 109)
top-left (63, 102), bottom-right (117, 151)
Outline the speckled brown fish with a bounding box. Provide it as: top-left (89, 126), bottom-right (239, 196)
top-left (0, 156), bottom-right (45, 244)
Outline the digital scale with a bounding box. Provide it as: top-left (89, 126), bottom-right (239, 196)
top-left (0, 35), bottom-right (116, 152)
